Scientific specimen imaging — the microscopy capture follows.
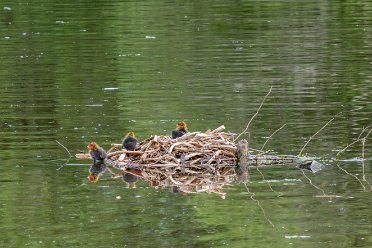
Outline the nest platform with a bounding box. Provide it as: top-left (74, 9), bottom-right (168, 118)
top-left (76, 125), bottom-right (319, 195)
top-left (107, 125), bottom-right (237, 195)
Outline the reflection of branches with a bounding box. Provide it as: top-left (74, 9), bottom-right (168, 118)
top-left (300, 169), bottom-right (325, 195)
top-left (336, 126), bottom-right (371, 192)
top-left (234, 86), bottom-right (273, 142)
top-left (360, 127), bottom-right (372, 190)
top-left (255, 163), bottom-right (283, 197)
top-left (336, 161), bottom-right (367, 192)
top-left (360, 133), bottom-right (372, 192)
top-left (56, 140), bottom-right (73, 171)
top-left (243, 182), bottom-right (275, 227)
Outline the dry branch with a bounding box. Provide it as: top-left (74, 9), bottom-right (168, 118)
top-left (234, 86), bottom-right (273, 142)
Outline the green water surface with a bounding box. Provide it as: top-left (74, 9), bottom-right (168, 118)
top-left (1, 1), bottom-right (371, 247)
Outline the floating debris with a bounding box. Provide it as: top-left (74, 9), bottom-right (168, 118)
top-left (103, 87), bottom-right (119, 91)
top-left (284, 235), bottom-right (311, 239)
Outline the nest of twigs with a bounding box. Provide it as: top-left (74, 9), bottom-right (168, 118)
top-left (107, 125), bottom-right (238, 195)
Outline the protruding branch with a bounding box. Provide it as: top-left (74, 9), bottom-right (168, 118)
top-left (234, 86), bottom-right (273, 142)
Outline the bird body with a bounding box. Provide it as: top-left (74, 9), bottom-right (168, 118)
top-left (87, 142), bottom-right (107, 163)
top-left (122, 131), bottom-right (138, 151)
top-left (171, 121), bottom-right (188, 139)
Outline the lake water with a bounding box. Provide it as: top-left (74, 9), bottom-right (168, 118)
top-left (1, 1), bottom-right (371, 247)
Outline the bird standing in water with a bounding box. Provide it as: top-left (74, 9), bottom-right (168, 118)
top-left (171, 121), bottom-right (188, 139)
top-left (121, 131), bottom-right (138, 187)
top-left (122, 131), bottom-right (138, 151)
top-left (86, 142), bottom-right (107, 183)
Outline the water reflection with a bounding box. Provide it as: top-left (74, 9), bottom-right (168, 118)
top-left (1, 0), bottom-right (372, 247)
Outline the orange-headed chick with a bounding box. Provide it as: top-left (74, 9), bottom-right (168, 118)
top-left (87, 142), bottom-right (107, 164)
top-left (171, 121), bottom-right (188, 139)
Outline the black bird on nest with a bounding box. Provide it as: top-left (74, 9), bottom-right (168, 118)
top-left (171, 121), bottom-right (188, 139)
top-left (121, 131), bottom-right (139, 187)
top-left (122, 131), bottom-right (138, 151)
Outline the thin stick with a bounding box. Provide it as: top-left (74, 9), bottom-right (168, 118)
top-left (336, 140), bottom-right (362, 159)
top-left (335, 126), bottom-right (371, 191)
top-left (56, 140), bottom-right (72, 157)
top-left (234, 86), bottom-right (273, 142)
top-left (75, 153), bottom-right (92, 159)
top-left (64, 163), bottom-right (91, 166)
top-left (106, 166), bottom-right (118, 176)
top-left (107, 145), bottom-right (117, 153)
top-left (56, 157), bottom-right (71, 171)
top-left (209, 125), bottom-right (225, 134)
top-left (243, 182), bottom-right (275, 227)
top-left (298, 112), bottom-right (342, 157)
top-left (104, 150), bottom-right (144, 160)
top-left (362, 138), bottom-right (366, 181)
top-left (357, 125), bottom-right (372, 139)
top-left (260, 124), bottom-right (286, 153)
top-left (336, 126), bottom-right (371, 158)
top-left (56, 140), bottom-right (73, 171)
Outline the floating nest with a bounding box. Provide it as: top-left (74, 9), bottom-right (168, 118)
top-left (76, 125), bottom-right (318, 195)
top-left (106, 125), bottom-right (239, 195)
top-left (75, 125), bottom-right (242, 195)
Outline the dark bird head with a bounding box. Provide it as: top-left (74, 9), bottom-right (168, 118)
top-left (176, 121), bottom-right (187, 129)
top-left (87, 142), bottom-right (98, 151)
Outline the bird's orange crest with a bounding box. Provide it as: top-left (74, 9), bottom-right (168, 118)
top-left (127, 131), bottom-right (135, 137)
top-left (177, 121), bottom-right (186, 129)
top-left (87, 142), bottom-right (97, 151)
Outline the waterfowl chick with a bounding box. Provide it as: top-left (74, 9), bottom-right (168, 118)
top-left (122, 131), bottom-right (138, 151)
top-left (171, 121), bottom-right (188, 139)
top-left (87, 142), bottom-right (107, 164)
